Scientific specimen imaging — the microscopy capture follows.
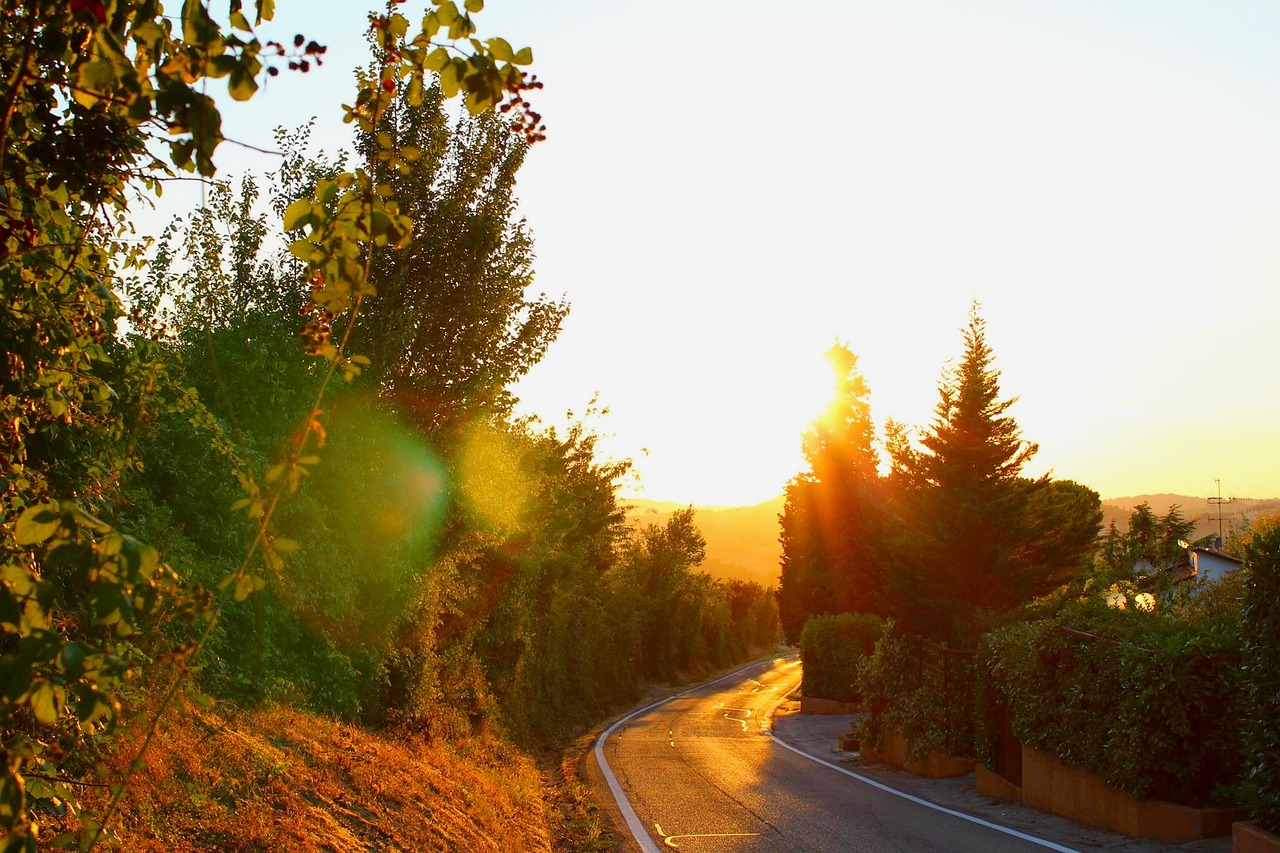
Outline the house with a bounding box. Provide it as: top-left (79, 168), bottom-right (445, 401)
top-left (1132, 545), bottom-right (1241, 588)
top-left (1186, 547), bottom-right (1243, 582)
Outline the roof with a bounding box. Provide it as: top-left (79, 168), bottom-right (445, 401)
top-left (1188, 547), bottom-right (1243, 566)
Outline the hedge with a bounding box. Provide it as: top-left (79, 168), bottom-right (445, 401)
top-left (983, 606), bottom-right (1246, 806)
top-left (1243, 526), bottom-right (1280, 832)
top-left (857, 623), bottom-right (975, 760)
top-left (799, 613), bottom-right (884, 703)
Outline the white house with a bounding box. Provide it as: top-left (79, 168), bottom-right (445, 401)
top-left (1187, 547), bottom-right (1243, 582)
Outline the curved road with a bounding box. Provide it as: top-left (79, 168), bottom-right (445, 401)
top-left (595, 656), bottom-right (1073, 852)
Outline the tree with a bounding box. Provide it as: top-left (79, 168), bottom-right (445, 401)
top-left (350, 82), bottom-right (568, 441)
top-left (1096, 501), bottom-right (1196, 581)
top-left (1, 1), bottom-right (541, 845)
top-left (778, 343), bottom-right (885, 642)
top-left (886, 304), bottom-right (1098, 638)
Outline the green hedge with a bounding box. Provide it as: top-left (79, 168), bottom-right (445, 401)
top-left (984, 606), bottom-right (1245, 806)
top-left (799, 613), bottom-right (883, 703)
top-left (856, 623), bottom-right (975, 760)
top-left (1243, 527), bottom-right (1280, 832)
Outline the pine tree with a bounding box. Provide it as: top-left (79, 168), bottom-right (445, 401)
top-left (887, 304), bottom-right (1098, 638)
top-left (778, 343), bottom-right (885, 642)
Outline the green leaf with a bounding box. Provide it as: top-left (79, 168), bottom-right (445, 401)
top-left (423, 47), bottom-right (450, 72)
top-left (486, 37), bottom-right (513, 62)
top-left (29, 680), bottom-right (63, 725)
top-left (513, 46), bottom-right (533, 65)
top-left (464, 0), bottom-right (483, 11)
top-left (74, 61), bottom-right (117, 107)
top-left (283, 199), bottom-right (313, 232)
top-left (287, 239), bottom-right (315, 261)
top-left (228, 63), bottom-right (260, 101)
top-left (15, 504), bottom-right (61, 546)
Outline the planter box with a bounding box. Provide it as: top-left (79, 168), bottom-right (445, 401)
top-left (1021, 745), bottom-right (1245, 841)
top-left (872, 728), bottom-right (975, 779)
top-left (800, 696), bottom-right (861, 715)
top-left (976, 763), bottom-right (1022, 804)
top-left (1235, 821), bottom-right (1280, 853)
top-left (838, 731), bottom-right (860, 751)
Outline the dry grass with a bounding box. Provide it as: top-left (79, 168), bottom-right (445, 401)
top-left (58, 699), bottom-right (554, 852)
top-left (532, 734), bottom-right (620, 853)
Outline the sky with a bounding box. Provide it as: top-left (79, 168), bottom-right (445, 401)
top-left (163, 0), bottom-right (1280, 507)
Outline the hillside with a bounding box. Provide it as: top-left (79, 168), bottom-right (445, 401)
top-left (1100, 493), bottom-right (1280, 544)
top-left (54, 700), bottom-right (571, 852)
top-left (625, 496), bottom-right (785, 588)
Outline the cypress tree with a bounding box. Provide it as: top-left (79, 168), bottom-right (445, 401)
top-left (779, 343), bottom-right (885, 642)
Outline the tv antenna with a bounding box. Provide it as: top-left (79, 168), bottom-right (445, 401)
top-left (1206, 478), bottom-right (1235, 548)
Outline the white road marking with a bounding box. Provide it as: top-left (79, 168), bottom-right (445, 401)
top-left (598, 656), bottom-right (1077, 853)
top-left (594, 659), bottom-right (778, 853)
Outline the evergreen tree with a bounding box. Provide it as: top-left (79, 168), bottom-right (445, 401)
top-left (887, 304), bottom-right (1098, 638)
top-left (778, 343), bottom-right (885, 642)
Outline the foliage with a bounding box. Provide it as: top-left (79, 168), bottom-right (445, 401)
top-left (779, 343), bottom-right (886, 642)
top-left (855, 622), bottom-right (975, 761)
top-left (982, 602), bottom-right (1246, 806)
top-left (615, 508), bottom-right (778, 688)
top-left (1097, 501), bottom-right (1198, 580)
top-left (0, 0), bottom-right (543, 846)
top-left (1241, 520), bottom-right (1280, 831)
top-left (352, 81), bottom-right (568, 441)
top-left (798, 613), bottom-right (883, 703)
top-left (885, 304), bottom-right (1100, 639)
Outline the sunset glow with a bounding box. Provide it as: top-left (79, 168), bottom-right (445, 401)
top-left (159, 0), bottom-right (1280, 508)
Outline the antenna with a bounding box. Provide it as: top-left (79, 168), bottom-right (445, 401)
top-left (1206, 478), bottom-right (1235, 548)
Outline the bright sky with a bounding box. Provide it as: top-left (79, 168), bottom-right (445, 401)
top-left (166, 0), bottom-right (1280, 507)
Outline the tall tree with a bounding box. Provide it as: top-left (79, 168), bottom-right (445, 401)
top-left (887, 304), bottom-right (1098, 638)
top-left (350, 82), bottom-right (569, 441)
top-left (778, 343), bottom-right (885, 642)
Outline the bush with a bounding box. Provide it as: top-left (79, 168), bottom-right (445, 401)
top-left (1242, 526), bottom-right (1280, 831)
top-left (984, 604), bottom-right (1245, 806)
top-left (856, 622), bottom-right (975, 760)
top-left (799, 613), bottom-right (884, 703)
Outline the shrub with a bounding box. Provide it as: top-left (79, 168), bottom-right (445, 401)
top-left (856, 622), bottom-right (975, 760)
top-left (984, 603), bottom-right (1245, 806)
top-left (799, 613), bottom-right (884, 703)
top-left (1242, 526), bottom-right (1280, 831)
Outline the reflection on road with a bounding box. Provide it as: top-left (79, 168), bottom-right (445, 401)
top-left (596, 656), bottom-right (1067, 852)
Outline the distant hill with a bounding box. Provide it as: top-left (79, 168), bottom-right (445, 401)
top-left (1100, 493), bottom-right (1280, 544)
top-left (624, 491), bottom-right (1280, 589)
top-left (624, 496), bottom-right (784, 588)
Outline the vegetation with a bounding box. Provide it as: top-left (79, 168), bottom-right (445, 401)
top-left (1097, 501), bottom-right (1199, 580)
top-left (0, 1), bottom-right (779, 848)
top-left (1242, 519), bottom-right (1280, 831)
top-left (779, 344), bottom-right (884, 642)
top-left (856, 622), bottom-right (975, 762)
top-left (782, 307), bottom-right (1101, 649)
top-left (798, 613), bottom-right (882, 704)
top-left (981, 601), bottom-right (1246, 806)
top-left (885, 305), bottom-right (1101, 640)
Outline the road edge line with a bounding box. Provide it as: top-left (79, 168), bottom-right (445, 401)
top-left (593, 657), bottom-right (790, 853)
top-left (765, 734), bottom-right (1080, 853)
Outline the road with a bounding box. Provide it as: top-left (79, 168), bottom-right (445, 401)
top-left (594, 656), bottom-right (1073, 853)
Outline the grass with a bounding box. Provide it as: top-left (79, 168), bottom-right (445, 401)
top-left (52, 697), bottom-right (554, 851)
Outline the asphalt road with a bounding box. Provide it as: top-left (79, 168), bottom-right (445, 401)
top-left (594, 656), bottom-right (1074, 853)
